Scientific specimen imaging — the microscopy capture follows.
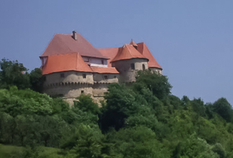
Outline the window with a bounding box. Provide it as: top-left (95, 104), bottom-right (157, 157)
top-left (101, 60), bottom-right (104, 65)
top-left (83, 74), bottom-right (86, 78)
top-left (114, 76), bottom-right (117, 78)
top-left (104, 75), bottom-right (108, 79)
top-left (81, 90), bottom-right (84, 94)
top-left (131, 63), bottom-right (135, 70)
top-left (60, 73), bottom-right (65, 78)
top-left (142, 64), bottom-right (145, 70)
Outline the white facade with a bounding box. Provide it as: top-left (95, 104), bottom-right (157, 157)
top-left (82, 57), bottom-right (108, 67)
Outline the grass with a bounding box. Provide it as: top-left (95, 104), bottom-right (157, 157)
top-left (0, 144), bottom-right (65, 158)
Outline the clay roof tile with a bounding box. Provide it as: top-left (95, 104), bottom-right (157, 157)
top-left (90, 66), bottom-right (119, 74)
top-left (41, 33), bottom-right (108, 59)
top-left (42, 53), bottom-right (92, 75)
top-left (111, 44), bottom-right (148, 62)
top-left (137, 42), bottom-right (162, 69)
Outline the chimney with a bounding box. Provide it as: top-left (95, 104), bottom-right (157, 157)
top-left (72, 31), bottom-right (77, 40)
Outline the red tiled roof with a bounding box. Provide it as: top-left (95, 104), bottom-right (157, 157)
top-left (111, 44), bottom-right (148, 62)
top-left (41, 33), bottom-right (108, 59)
top-left (91, 66), bottom-right (119, 74)
top-left (42, 53), bottom-right (92, 75)
top-left (98, 48), bottom-right (119, 66)
top-left (137, 42), bottom-right (162, 69)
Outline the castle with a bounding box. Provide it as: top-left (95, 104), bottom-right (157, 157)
top-left (40, 31), bottom-right (162, 103)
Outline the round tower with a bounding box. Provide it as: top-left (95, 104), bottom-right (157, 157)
top-left (111, 44), bottom-right (148, 83)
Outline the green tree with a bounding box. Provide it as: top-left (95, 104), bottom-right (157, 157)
top-left (74, 94), bottom-right (100, 115)
top-left (212, 98), bottom-right (233, 122)
top-left (136, 70), bottom-right (172, 100)
top-left (0, 86), bottom-right (53, 116)
top-left (108, 126), bottom-right (171, 158)
top-left (29, 68), bottom-right (44, 93)
top-left (0, 58), bottom-right (30, 89)
top-left (61, 124), bottom-right (106, 158)
top-left (99, 83), bottom-right (137, 131)
top-left (173, 133), bottom-right (220, 158)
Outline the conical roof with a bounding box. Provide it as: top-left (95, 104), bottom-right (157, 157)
top-left (111, 44), bottom-right (148, 62)
top-left (137, 42), bottom-right (162, 69)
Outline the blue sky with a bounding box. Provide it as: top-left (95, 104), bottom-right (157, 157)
top-left (0, 1), bottom-right (233, 105)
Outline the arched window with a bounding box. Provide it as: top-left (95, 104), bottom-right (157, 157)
top-left (142, 64), bottom-right (145, 70)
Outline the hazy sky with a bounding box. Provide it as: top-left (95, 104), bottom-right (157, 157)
top-left (0, 1), bottom-right (232, 105)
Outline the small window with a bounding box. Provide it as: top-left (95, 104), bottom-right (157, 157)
top-left (142, 64), bottom-right (145, 70)
top-left (131, 63), bottom-right (135, 70)
top-left (60, 73), bottom-right (65, 78)
top-left (81, 90), bottom-right (84, 94)
top-left (101, 60), bottom-right (104, 65)
top-left (104, 75), bottom-right (108, 79)
top-left (114, 76), bottom-right (117, 78)
top-left (83, 74), bottom-right (86, 78)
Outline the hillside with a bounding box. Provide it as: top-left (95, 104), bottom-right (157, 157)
top-left (0, 59), bottom-right (233, 158)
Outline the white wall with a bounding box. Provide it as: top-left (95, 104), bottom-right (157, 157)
top-left (82, 57), bottom-right (107, 67)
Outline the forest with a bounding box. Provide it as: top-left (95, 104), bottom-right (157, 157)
top-left (0, 58), bottom-right (233, 158)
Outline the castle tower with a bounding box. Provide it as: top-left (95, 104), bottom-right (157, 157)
top-left (136, 42), bottom-right (162, 74)
top-left (42, 53), bottom-right (94, 98)
top-left (111, 43), bottom-right (149, 83)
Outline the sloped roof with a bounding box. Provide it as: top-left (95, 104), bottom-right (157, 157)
top-left (41, 33), bottom-right (108, 59)
top-left (90, 66), bottom-right (119, 74)
top-left (42, 53), bottom-right (92, 75)
top-left (111, 44), bottom-right (148, 62)
top-left (137, 42), bottom-right (162, 69)
top-left (130, 40), bottom-right (138, 47)
top-left (98, 48), bottom-right (119, 66)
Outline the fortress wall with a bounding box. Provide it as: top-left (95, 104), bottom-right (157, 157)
top-left (43, 84), bottom-right (93, 98)
top-left (112, 58), bottom-right (148, 82)
top-left (93, 73), bottom-right (119, 83)
top-left (149, 67), bottom-right (162, 74)
top-left (44, 71), bottom-right (93, 86)
top-left (92, 84), bottom-right (108, 97)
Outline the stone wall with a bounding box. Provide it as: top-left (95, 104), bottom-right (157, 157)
top-left (43, 84), bottom-right (93, 98)
top-left (112, 58), bottom-right (148, 82)
top-left (93, 73), bottom-right (119, 83)
top-left (42, 60), bottom-right (162, 105)
top-left (44, 71), bottom-right (94, 86)
top-left (149, 67), bottom-right (162, 74)
top-left (92, 73), bottom-right (119, 97)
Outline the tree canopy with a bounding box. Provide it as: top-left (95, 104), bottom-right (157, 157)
top-left (1, 58), bottom-right (233, 158)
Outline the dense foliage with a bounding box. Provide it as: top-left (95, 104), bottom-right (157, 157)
top-left (1, 59), bottom-right (233, 158)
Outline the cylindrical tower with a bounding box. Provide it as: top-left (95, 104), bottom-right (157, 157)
top-left (111, 44), bottom-right (149, 83)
